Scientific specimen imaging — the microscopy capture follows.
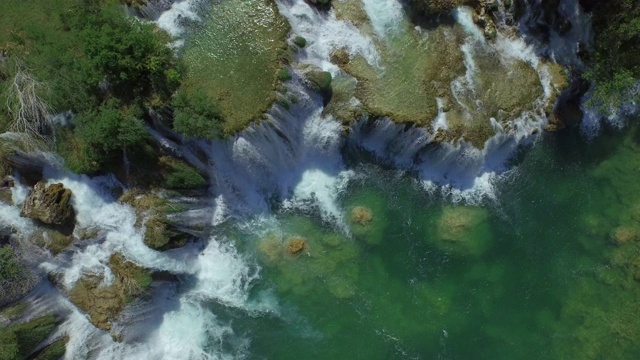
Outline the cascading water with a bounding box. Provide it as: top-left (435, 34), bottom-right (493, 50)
top-left (0, 0), bottom-right (608, 359)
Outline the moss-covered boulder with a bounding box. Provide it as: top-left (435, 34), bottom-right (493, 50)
top-left (304, 70), bottom-right (333, 103)
top-left (31, 229), bottom-right (73, 255)
top-left (69, 276), bottom-right (125, 331)
top-left (68, 253), bottom-right (152, 331)
top-left (20, 182), bottom-right (75, 227)
top-left (119, 191), bottom-right (189, 251)
top-left (108, 253), bottom-right (152, 293)
top-left (0, 177), bottom-right (13, 205)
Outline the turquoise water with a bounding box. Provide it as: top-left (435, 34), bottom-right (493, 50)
top-left (211, 126), bottom-right (640, 359)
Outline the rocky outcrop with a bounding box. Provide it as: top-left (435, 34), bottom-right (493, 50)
top-left (20, 182), bottom-right (75, 226)
top-left (69, 276), bottom-right (125, 331)
top-left (69, 254), bottom-right (151, 331)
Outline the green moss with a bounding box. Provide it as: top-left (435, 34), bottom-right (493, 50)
top-left (340, 25), bottom-right (465, 125)
top-left (277, 69), bottom-right (292, 82)
top-left (109, 253), bottom-right (152, 292)
top-left (181, 0), bottom-right (289, 135)
top-left (0, 303), bottom-right (28, 320)
top-left (0, 245), bottom-right (24, 283)
top-left (305, 71), bottom-right (332, 93)
top-left (293, 36), bottom-right (307, 48)
top-left (5, 315), bottom-right (59, 359)
top-left (163, 159), bottom-right (207, 190)
top-left (32, 337), bottom-right (68, 360)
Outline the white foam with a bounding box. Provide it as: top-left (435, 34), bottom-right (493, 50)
top-left (276, 0), bottom-right (380, 73)
top-left (155, 0), bottom-right (201, 38)
top-left (361, 0), bottom-right (405, 38)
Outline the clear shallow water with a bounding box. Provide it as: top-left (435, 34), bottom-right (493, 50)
top-left (203, 126), bottom-right (640, 359)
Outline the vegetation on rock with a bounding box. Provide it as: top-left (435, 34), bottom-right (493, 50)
top-left (0, 315), bottom-right (60, 360)
top-left (587, 0), bottom-right (640, 109)
top-left (20, 182), bottom-right (75, 226)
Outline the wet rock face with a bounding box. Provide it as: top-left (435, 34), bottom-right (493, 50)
top-left (409, 0), bottom-right (479, 15)
top-left (305, 0), bottom-right (332, 10)
top-left (0, 177), bottom-right (13, 205)
top-left (20, 182), bottom-right (75, 226)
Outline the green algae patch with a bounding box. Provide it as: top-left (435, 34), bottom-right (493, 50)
top-left (181, 0), bottom-right (289, 135)
top-left (340, 25), bottom-right (466, 125)
top-left (256, 216), bottom-right (361, 299)
top-left (329, 4), bottom-right (563, 148)
top-left (426, 205), bottom-right (493, 256)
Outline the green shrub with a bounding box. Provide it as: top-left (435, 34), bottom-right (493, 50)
top-left (75, 99), bottom-right (148, 153)
top-left (172, 89), bottom-right (223, 139)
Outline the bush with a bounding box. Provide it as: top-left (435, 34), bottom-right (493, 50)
top-left (75, 99), bottom-right (148, 153)
top-left (172, 89), bottom-right (223, 139)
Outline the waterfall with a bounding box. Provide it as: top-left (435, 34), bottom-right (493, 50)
top-left (0, 0), bottom-right (610, 358)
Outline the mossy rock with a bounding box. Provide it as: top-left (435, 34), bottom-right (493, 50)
top-left (20, 182), bottom-right (75, 227)
top-left (109, 253), bottom-right (152, 292)
top-left (305, 71), bottom-right (332, 94)
top-left (32, 229), bottom-right (73, 255)
top-left (277, 68), bottom-right (292, 82)
top-left (69, 276), bottom-right (126, 331)
top-left (293, 36), bottom-right (307, 48)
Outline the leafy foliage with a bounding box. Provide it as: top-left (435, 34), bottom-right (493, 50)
top-left (587, 0), bottom-right (640, 108)
top-left (172, 89), bottom-right (223, 139)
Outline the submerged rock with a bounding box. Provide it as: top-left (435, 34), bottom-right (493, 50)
top-left (428, 206), bottom-right (493, 256)
top-left (20, 182), bottom-right (75, 226)
top-left (287, 237), bottom-right (307, 254)
top-left (610, 226), bottom-right (638, 246)
top-left (351, 206), bottom-right (373, 225)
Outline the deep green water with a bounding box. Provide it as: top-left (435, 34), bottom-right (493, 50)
top-left (215, 127), bottom-right (640, 359)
